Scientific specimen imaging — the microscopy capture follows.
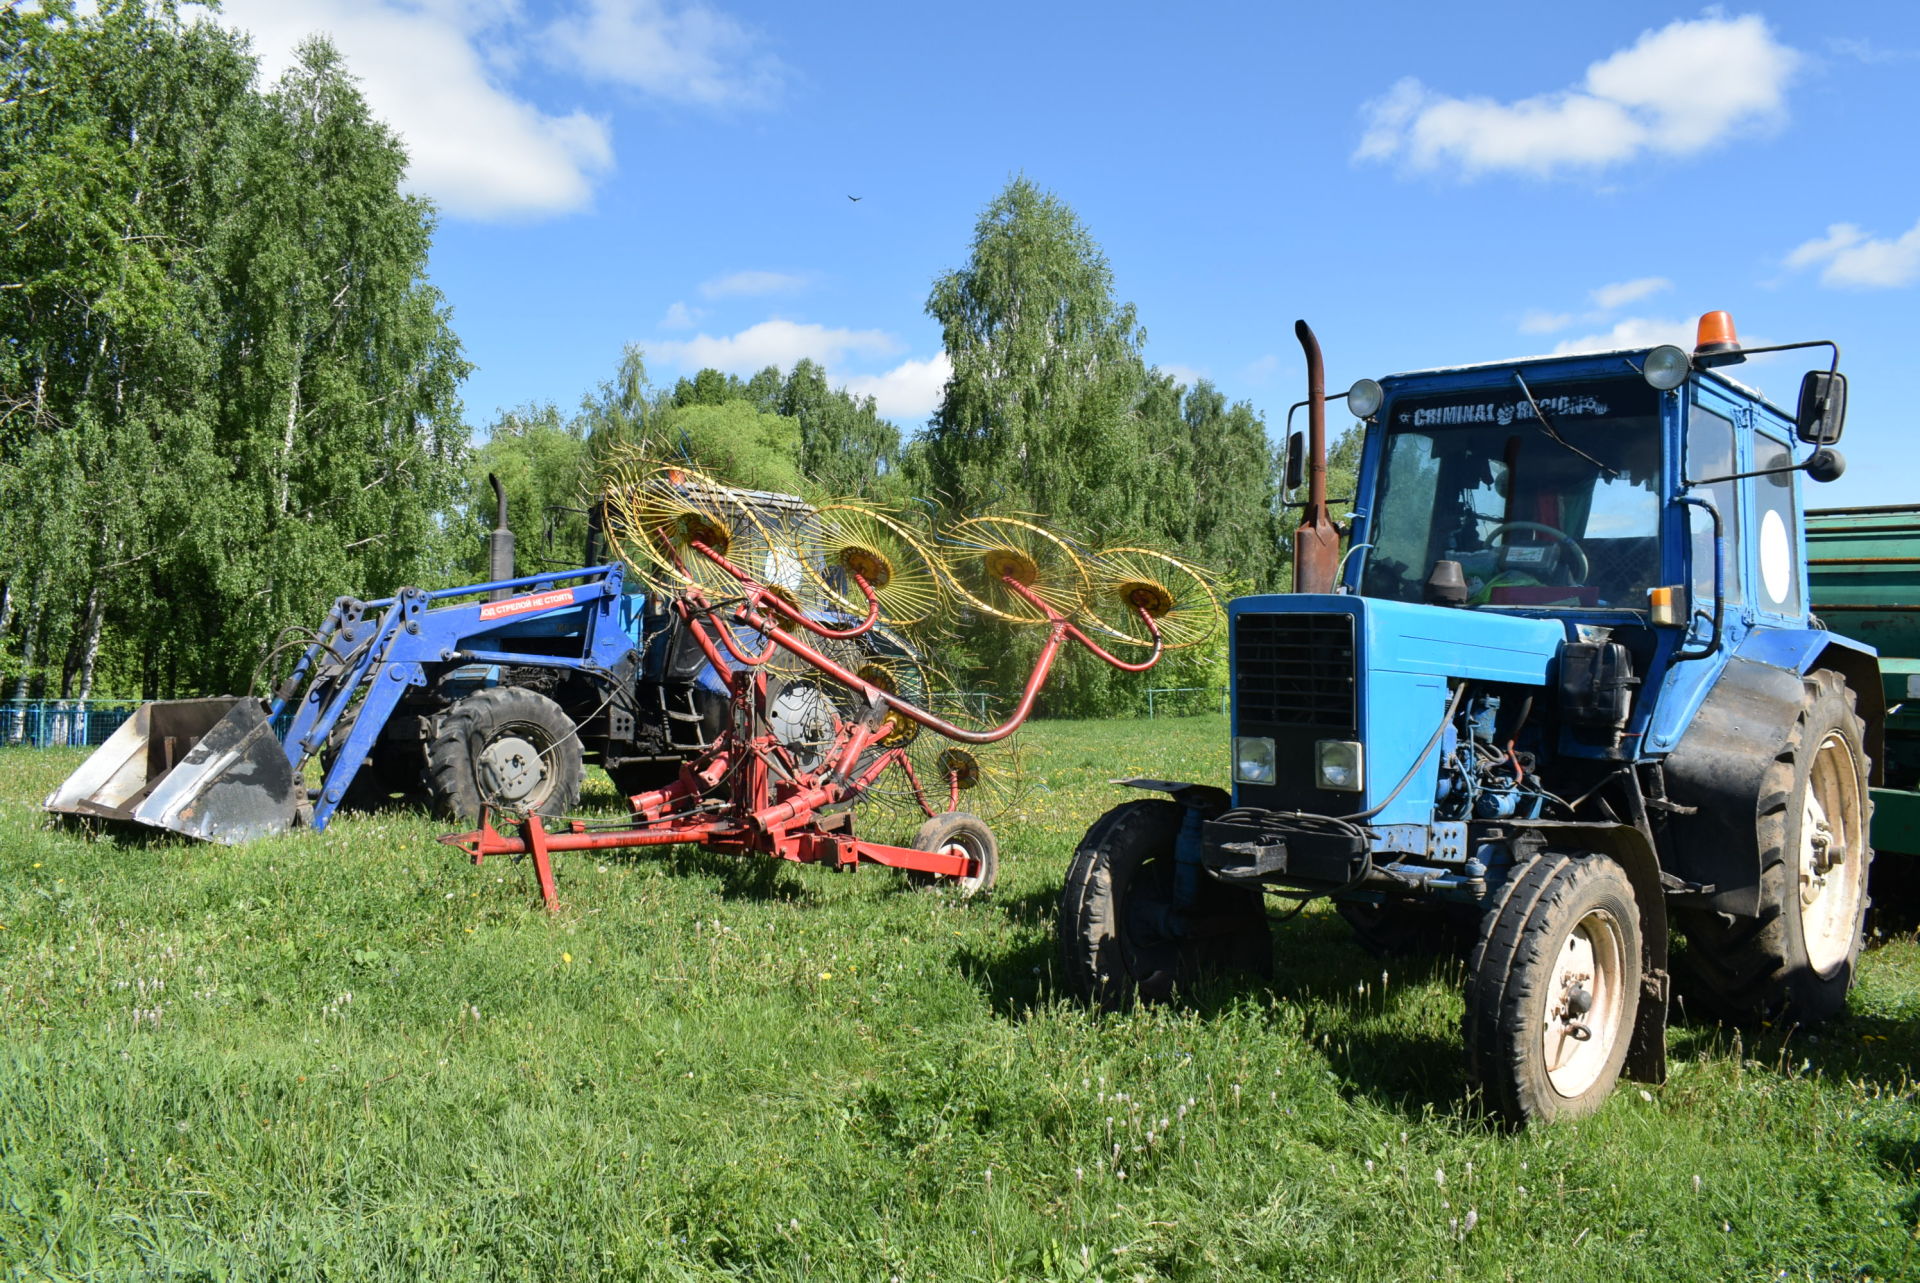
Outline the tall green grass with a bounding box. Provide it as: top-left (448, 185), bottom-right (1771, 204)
top-left (2, 717), bottom-right (1917, 1280)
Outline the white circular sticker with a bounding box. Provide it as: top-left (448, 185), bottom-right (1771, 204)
top-left (1760, 508), bottom-right (1793, 605)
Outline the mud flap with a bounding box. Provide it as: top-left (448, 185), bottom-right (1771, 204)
top-left (44, 698), bottom-right (302, 844)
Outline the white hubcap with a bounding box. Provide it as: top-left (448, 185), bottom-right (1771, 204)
top-left (1800, 732), bottom-right (1865, 975)
top-left (1542, 908), bottom-right (1626, 1098)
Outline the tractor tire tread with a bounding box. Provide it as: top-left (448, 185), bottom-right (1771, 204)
top-left (426, 686), bottom-right (582, 824)
top-left (1674, 668), bottom-right (1872, 1026)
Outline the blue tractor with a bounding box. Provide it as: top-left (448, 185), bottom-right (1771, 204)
top-left (47, 476), bottom-right (877, 842)
top-left (1058, 312), bottom-right (1878, 1123)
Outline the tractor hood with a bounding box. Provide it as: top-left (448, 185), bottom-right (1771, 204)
top-left (1227, 594), bottom-right (1563, 825)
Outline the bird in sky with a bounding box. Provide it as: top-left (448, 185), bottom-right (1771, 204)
top-left (847, 195), bottom-right (862, 202)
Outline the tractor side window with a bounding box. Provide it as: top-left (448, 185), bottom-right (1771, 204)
top-left (1753, 433), bottom-right (1803, 616)
top-left (1686, 405), bottom-right (1744, 610)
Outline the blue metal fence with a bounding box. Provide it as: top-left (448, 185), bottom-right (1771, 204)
top-left (0, 701), bottom-right (143, 748)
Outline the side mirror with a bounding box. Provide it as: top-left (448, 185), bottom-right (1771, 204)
top-left (1284, 431), bottom-right (1305, 492)
top-left (1796, 370), bottom-right (1846, 445)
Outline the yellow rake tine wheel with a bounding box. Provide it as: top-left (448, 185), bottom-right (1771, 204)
top-left (611, 464), bottom-right (769, 596)
top-left (1078, 546), bottom-right (1221, 650)
top-left (802, 503), bottom-right (946, 627)
top-left (944, 515), bottom-right (1091, 624)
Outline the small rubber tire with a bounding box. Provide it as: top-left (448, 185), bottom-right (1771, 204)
top-left (1464, 853), bottom-right (1641, 1125)
top-left (1056, 798), bottom-right (1272, 1011)
top-left (905, 811), bottom-right (998, 897)
top-left (1674, 668), bottom-right (1872, 1025)
top-left (426, 687), bottom-right (582, 824)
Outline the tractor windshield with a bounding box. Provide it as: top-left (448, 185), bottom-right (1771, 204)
top-left (1360, 377), bottom-right (1662, 610)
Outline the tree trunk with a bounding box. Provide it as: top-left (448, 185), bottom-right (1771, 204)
top-left (280, 370), bottom-right (300, 515)
top-left (75, 590), bottom-right (106, 702)
top-left (9, 572), bottom-right (45, 738)
top-left (61, 585), bottom-right (101, 698)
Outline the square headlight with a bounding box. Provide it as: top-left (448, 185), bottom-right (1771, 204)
top-left (1315, 739), bottom-right (1364, 792)
top-left (1233, 736), bottom-right (1276, 784)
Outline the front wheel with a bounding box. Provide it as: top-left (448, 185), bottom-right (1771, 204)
top-left (1464, 853), bottom-right (1641, 1125)
top-left (1056, 798), bottom-right (1271, 1011)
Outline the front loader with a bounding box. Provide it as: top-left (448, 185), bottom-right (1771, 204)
top-left (44, 476), bottom-right (851, 843)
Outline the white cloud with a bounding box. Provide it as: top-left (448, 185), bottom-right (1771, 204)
top-left (541, 0), bottom-right (785, 107)
top-left (212, 0), bottom-right (613, 221)
top-left (1243, 354), bottom-right (1282, 382)
top-left (1357, 13), bottom-right (1799, 177)
top-left (1785, 220), bottom-right (1920, 289)
top-left (1518, 309), bottom-right (1576, 335)
top-left (841, 353), bottom-right (952, 423)
top-left (1551, 316), bottom-right (1697, 355)
top-left (1828, 36), bottom-right (1920, 65)
top-left (1158, 363), bottom-right (1207, 388)
top-left (1590, 276), bottom-right (1672, 309)
top-left (650, 319), bottom-right (904, 373)
top-left (660, 301), bottom-right (702, 329)
top-left (698, 270), bottom-right (812, 299)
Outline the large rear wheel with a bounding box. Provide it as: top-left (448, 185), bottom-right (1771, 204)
top-left (426, 687), bottom-right (582, 824)
top-left (1676, 669), bottom-right (1872, 1024)
top-left (1057, 798), bottom-right (1271, 1010)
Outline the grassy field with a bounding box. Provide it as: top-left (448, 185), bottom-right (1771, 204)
top-left (2, 714), bottom-right (1918, 1281)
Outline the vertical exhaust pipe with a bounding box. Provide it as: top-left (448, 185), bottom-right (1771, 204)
top-left (1292, 320), bottom-right (1341, 594)
top-left (487, 473), bottom-right (515, 601)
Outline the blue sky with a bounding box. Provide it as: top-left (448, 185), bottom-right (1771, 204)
top-left (211, 1), bottom-right (1920, 505)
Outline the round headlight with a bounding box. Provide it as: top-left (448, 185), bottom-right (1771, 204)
top-left (1346, 378), bottom-right (1384, 419)
top-left (1643, 345), bottom-right (1691, 391)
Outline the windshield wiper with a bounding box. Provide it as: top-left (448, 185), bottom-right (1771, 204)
top-left (1511, 371), bottom-right (1619, 478)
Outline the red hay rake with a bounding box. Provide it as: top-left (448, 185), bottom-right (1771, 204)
top-left (444, 469), bottom-right (1212, 910)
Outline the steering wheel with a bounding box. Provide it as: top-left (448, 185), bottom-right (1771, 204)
top-left (1484, 521), bottom-right (1590, 584)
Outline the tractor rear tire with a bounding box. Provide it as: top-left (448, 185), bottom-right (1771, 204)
top-left (905, 811), bottom-right (998, 897)
top-left (1464, 852), bottom-right (1641, 1125)
top-left (1675, 669), bottom-right (1872, 1025)
top-left (426, 687), bottom-right (582, 824)
top-left (1057, 798), bottom-right (1271, 1011)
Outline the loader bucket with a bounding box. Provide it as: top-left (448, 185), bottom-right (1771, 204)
top-left (43, 697), bottom-right (303, 844)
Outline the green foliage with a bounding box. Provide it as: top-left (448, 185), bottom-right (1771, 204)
top-left (652, 400), bottom-right (807, 495)
top-left (0, 3), bottom-right (468, 699)
top-left (4, 732), bottom-right (1918, 1279)
top-left (469, 405), bottom-right (592, 577)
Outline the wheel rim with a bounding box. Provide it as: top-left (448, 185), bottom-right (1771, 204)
top-left (938, 838), bottom-right (988, 896)
top-left (477, 724), bottom-right (556, 809)
top-left (1542, 906), bottom-right (1627, 1098)
top-left (1801, 731), bottom-right (1866, 975)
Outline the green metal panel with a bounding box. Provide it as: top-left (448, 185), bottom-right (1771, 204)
top-left (1870, 786), bottom-right (1920, 858)
top-left (1807, 504), bottom-right (1920, 658)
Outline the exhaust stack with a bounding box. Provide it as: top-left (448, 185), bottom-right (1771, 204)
top-left (1292, 320), bottom-right (1341, 594)
top-left (487, 473), bottom-right (515, 600)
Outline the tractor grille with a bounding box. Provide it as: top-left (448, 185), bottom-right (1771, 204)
top-left (1234, 612), bottom-right (1356, 731)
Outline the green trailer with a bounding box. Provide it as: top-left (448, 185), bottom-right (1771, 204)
top-left (1808, 505), bottom-right (1920, 885)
